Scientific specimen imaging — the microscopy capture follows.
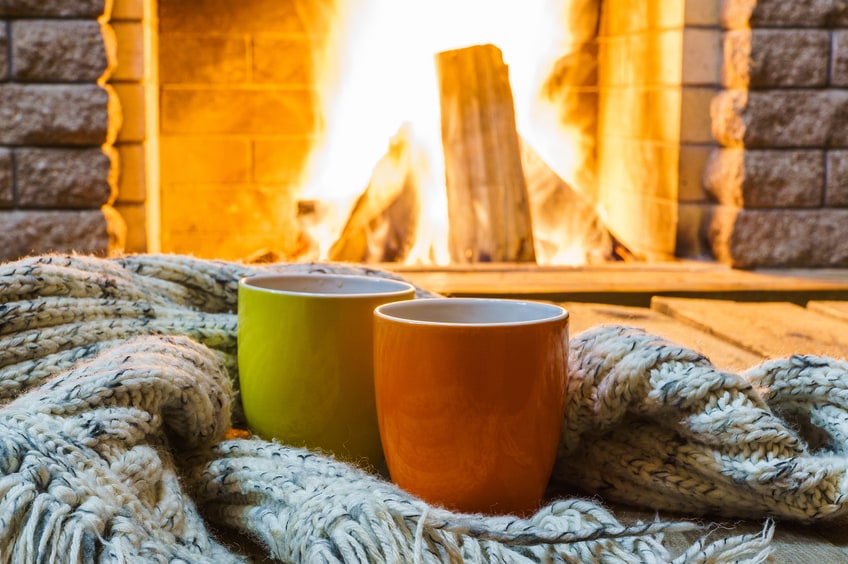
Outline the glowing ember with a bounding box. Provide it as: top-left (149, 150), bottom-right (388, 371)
top-left (299, 0), bottom-right (599, 265)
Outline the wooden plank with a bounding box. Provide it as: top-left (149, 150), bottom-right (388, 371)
top-left (384, 263), bottom-right (848, 305)
top-left (328, 126), bottom-right (420, 263)
top-left (562, 302), bottom-right (763, 372)
top-left (651, 297), bottom-right (848, 359)
top-left (807, 300), bottom-right (848, 323)
top-left (767, 525), bottom-right (848, 562)
top-left (520, 139), bottom-right (625, 263)
top-left (813, 522), bottom-right (848, 556)
top-left (615, 507), bottom-right (848, 561)
top-left (566, 302), bottom-right (848, 554)
top-left (435, 44), bottom-right (535, 263)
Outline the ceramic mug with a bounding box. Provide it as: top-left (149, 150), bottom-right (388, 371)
top-left (373, 297), bottom-right (569, 515)
top-left (238, 273), bottom-right (415, 468)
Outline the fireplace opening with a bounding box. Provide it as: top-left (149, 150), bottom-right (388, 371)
top-left (154, 0), bottom-right (622, 264)
top-left (5, 1), bottom-right (847, 269)
top-left (151, 0), bottom-right (684, 266)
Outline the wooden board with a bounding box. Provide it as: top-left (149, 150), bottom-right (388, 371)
top-left (214, 295), bottom-right (848, 559)
top-left (435, 44), bottom-right (535, 263)
top-left (651, 296), bottom-right (848, 360)
top-left (565, 298), bottom-right (848, 559)
top-left (614, 507), bottom-right (848, 562)
top-left (807, 300), bottom-right (848, 323)
top-left (520, 140), bottom-right (623, 263)
top-left (328, 126), bottom-right (420, 262)
top-left (563, 302), bottom-right (763, 372)
top-left (384, 262), bottom-right (848, 305)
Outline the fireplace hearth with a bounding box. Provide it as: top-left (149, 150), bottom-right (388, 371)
top-left (2, 0), bottom-right (848, 268)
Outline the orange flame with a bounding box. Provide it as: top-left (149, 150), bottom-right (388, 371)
top-left (299, 0), bottom-right (594, 265)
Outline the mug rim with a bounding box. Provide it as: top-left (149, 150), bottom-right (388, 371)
top-left (239, 273), bottom-right (416, 298)
top-left (374, 297), bottom-right (568, 327)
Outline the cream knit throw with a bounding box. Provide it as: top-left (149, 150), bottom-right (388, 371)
top-left (6, 253), bottom-right (846, 562)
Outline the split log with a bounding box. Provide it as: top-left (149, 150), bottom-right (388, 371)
top-left (520, 138), bottom-right (636, 263)
top-left (327, 125), bottom-right (420, 263)
top-left (435, 44), bottom-right (536, 263)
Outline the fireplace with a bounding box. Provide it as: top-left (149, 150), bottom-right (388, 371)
top-left (2, 0), bottom-right (848, 268)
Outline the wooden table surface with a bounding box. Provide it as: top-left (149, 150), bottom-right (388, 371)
top-left (221, 288), bottom-right (848, 560)
top-left (558, 296), bottom-right (848, 562)
top-left (377, 264), bottom-right (848, 559)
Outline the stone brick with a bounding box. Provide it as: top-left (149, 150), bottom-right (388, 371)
top-left (0, 84), bottom-right (115, 145)
top-left (682, 28), bottom-right (721, 86)
top-left (112, 0), bottom-right (143, 20)
top-left (115, 143), bottom-right (146, 203)
top-left (707, 206), bottom-right (848, 267)
top-left (0, 0), bottom-right (108, 18)
top-left (159, 137), bottom-right (250, 184)
top-left (599, 0), bottom-right (683, 35)
top-left (685, 0), bottom-right (720, 26)
top-left (0, 208), bottom-right (122, 261)
top-left (111, 21), bottom-right (144, 81)
top-left (600, 88), bottom-right (681, 143)
top-left (721, 30), bottom-right (751, 89)
top-left (160, 184), bottom-right (300, 260)
top-left (159, 35), bottom-right (248, 84)
top-left (111, 83), bottom-right (143, 142)
top-left (253, 36), bottom-right (314, 85)
top-left (676, 202), bottom-right (713, 259)
top-left (680, 87), bottom-right (714, 144)
top-left (832, 30), bottom-right (848, 87)
top-left (12, 20), bottom-right (114, 82)
top-left (0, 24), bottom-right (7, 81)
top-left (703, 148), bottom-right (824, 207)
top-left (15, 147), bottom-right (116, 208)
top-left (722, 0), bottom-right (848, 29)
top-left (601, 31), bottom-right (681, 88)
top-left (723, 29), bottom-right (830, 88)
top-left (678, 144), bottom-right (712, 202)
top-left (113, 201), bottom-right (146, 253)
top-left (826, 150), bottom-right (848, 206)
top-left (254, 138), bottom-right (312, 184)
top-left (159, 0), bottom-right (334, 35)
top-left (160, 88), bottom-right (317, 136)
top-left (711, 89), bottom-right (848, 148)
top-left (0, 148), bottom-right (12, 207)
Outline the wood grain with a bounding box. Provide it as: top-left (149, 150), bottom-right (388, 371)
top-left (651, 297), bottom-right (848, 360)
top-left (435, 44), bottom-right (535, 263)
top-left (807, 300), bottom-right (848, 323)
top-left (328, 126), bottom-right (419, 262)
top-left (563, 302), bottom-right (763, 372)
top-left (567, 298), bottom-right (848, 558)
top-left (384, 262), bottom-right (848, 305)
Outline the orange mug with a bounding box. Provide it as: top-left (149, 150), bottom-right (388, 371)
top-left (373, 298), bottom-right (568, 515)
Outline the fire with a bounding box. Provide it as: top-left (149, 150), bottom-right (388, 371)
top-left (298, 0), bottom-right (597, 265)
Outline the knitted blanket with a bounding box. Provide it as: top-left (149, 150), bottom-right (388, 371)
top-left (3, 253), bottom-right (846, 562)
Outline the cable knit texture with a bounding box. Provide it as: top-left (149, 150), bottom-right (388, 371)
top-left (6, 253), bottom-right (845, 561)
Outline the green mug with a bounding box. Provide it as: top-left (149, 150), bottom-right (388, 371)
top-left (237, 273), bottom-right (415, 468)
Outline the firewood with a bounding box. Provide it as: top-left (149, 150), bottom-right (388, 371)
top-left (435, 44), bottom-right (536, 263)
top-left (328, 125), bottom-right (420, 263)
top-left (520, 138), bottom-right (635, 263)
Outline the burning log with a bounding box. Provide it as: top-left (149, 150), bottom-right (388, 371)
top-left (435, 44), bottom-right (536, 263)
top-left (520, 139), bottom-right (635, 263)
top-left (327, 125), bottom-right (420, 263)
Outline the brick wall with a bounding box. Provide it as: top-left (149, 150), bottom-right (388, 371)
top-left (557, 0), bottom-right (848, 267)
top-left (706, 0), bottom-right (848, 267)
top-left (595, 0), bottom-right (720, 260)
top-left (109, 0), bottom-right (149, 254)
top-left (0, 0), bottom-right (126, 260)
top-left (157, 0), bottom-right (333, 260)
